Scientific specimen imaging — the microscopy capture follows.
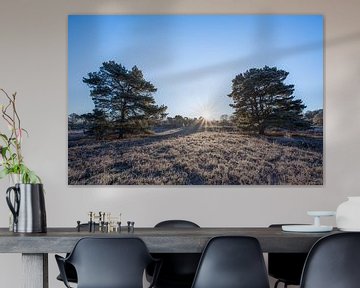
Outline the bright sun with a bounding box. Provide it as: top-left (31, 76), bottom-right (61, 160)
top-left (201, 109), bottom-right (212, 121)
top-left (196, 102), bottom-right (216, 121)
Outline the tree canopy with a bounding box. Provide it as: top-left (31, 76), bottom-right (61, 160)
top-left (83, 61), bottom-right (167, 138)
top-left (228, 66), bottom-right (310, 134)
top-left (305, 109), bottom-right (323, 126)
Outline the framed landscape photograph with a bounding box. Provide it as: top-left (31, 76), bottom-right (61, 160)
top-left (68, 15), bottom-right (323, 185)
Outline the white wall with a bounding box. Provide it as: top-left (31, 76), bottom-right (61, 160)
top-left (0, 0), bottom-right (360, 287)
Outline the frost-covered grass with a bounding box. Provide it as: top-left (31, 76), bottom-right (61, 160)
top-left (68, 130), bottom-right (322, 185)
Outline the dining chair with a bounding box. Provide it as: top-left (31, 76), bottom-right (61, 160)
top-left (268, 224), bottom-right (308, 288)
top-left (55, 237), bottom-right (161, 288)
top-left (191, 236), bottom-right (270, 288)
top-left (300, 232), bottom-right (360, 288)
top-left (56, 223), bottom-right (99, 284)
top-left (56, 262), bottom-right (77, 284)
top-left (147, 220), bottom-right (201, 288)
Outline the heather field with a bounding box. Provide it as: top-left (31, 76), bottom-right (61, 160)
top-left (68, 128), bottom-right (322, 185)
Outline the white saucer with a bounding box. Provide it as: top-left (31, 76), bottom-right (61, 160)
top-left (307, 211), bottom-right (336, 217)
top-left (282, 225), bottom-right (333, 232)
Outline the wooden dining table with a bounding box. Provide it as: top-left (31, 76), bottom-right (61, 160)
top-left (0, 226), bottom-right (339, 288)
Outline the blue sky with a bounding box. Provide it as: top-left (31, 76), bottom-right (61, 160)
top-left (68, 15), bottom-right (323, 120)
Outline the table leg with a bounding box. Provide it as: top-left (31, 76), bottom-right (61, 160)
top-left (22, 253), bottom-right (48, 288)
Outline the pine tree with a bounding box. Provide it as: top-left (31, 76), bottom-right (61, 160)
top-left (83, 61), bottom-right (167, 138)
top-left (228, 66), bottom-right (310, 134)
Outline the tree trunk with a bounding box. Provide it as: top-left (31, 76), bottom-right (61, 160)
top-left (258, 125), bottom-right (265, 135)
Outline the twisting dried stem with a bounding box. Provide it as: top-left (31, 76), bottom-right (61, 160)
top-left (0, 88), bottom-right (40, 183)
top-left (0, 89), bottom-right (23, 166)
top-left (1, 89), bottom-right (14, 127)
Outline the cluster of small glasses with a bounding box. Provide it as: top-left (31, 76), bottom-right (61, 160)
top-left (82, 211), bottom-right (123, 233)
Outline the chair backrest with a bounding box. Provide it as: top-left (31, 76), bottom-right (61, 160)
top-left (67, 237), bottom-right (154, 288)
top-left (191, 236), bottom-right (270, 288)
top-left (268, 224), bottom-right (308, 285)
top-left (155, 220), bottom-right (200, 228)
top-left (151, 220), bottom-right (201, 286)
top-left (300, 232), bottom-right (360, 288)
